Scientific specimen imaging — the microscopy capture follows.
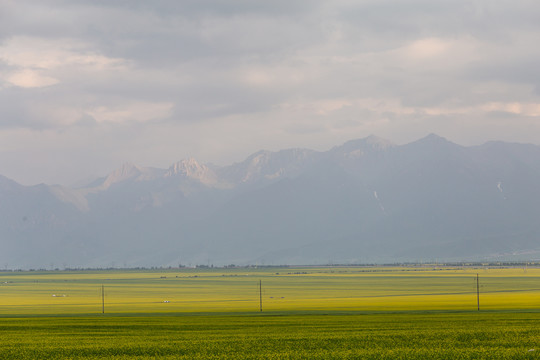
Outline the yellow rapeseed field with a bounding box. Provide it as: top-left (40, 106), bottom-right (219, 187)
top-left (1, 265), bottom-right (540, 315)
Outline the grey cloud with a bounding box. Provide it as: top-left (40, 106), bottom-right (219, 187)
top-left (465, 59), bottom-right (540, 87)
top-left (1, 0), bottom-right (540, 185)
top-left (0, 86), bottom-right (68, 129)
top-left (55, 0), bottom-right (321, 17)
top-left (1, 0), bottom-right (323, 63)
top-left (338, 0), bottom-right (540, 40)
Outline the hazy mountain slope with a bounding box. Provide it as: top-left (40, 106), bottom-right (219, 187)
top-left (2, 135), bottom-right (540, 268)
top-left (0, 178), bottom-right (88, 268)
top-left (216, 148), bottom-right (318, 188)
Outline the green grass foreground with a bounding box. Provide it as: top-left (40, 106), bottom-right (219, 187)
top-left (2, 266), bottom-right (540, 358)
top-left (1, 312), bottom-right (540, 359)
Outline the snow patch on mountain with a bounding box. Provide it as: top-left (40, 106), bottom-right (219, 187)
top-left (165, 158), bottom-right (217, 185)
top-left (497, 181), bottom-right (507, 199)
top-left (373, 190), bottom-right (386, 214)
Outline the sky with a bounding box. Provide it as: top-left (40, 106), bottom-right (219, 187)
top-left (1, 0), bottom-right (539, 186)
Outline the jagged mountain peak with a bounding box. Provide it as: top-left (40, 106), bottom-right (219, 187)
top-left (115, 162), bottom-right (142, 175)
top-left (342, 135), bottom-right (393, 150)
top-left (222, 147), bottom-right (317, 183)
top-left (3, 135), bottom-right (540, 268)
top-left (97, 162), bottom-right (163, 189)
top-left (330, 135), bottom-right (394, 158)
top-left (243, 148), bottom-right (315, 165)
top-left (237, 148), bottom-right (316, 183)
top-left (165, 158), bottom-right (217, 185)
top-left (404, 133), bottom-right (464, 152)
top-left (101, 162), bottom-right (143, 187)
top-left (245, 150), bottom-right (272, 164)
top-left (416, 133), bottom-right (454, 145)
top-left (167, 158), bottom-right (203, 174)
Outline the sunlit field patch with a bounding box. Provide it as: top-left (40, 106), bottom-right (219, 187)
top-left (0, 267), bottom-right (540, 316)
top-left (2, 266), bottom-right (540, 359)
top-left (1, 266), bottom-right (540, 315)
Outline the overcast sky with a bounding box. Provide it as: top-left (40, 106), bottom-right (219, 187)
top-left (1, 0), bottom-right (539, 185)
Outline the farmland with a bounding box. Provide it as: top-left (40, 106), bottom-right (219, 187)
top-left (2, 312), bottom-right (540, 359)
top-left (1, 265), bottom-right (540, 314)
top-left (2, 266), bottom-right (540, 358)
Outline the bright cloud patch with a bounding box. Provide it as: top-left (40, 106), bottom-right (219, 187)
top-left (86, 102), bottom-right (174, 124)
top-left (0, 36), bottom-right (125, 70)
top-left (0, 36), bottom-right (127, 89)
top-left (404, 38), bottom-right (451, 59)
top-left (481, 102), bottom-right (540, 117)
top-left (6, 69), bottom-right (59, 88)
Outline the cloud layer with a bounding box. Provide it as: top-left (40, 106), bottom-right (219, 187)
top-left (1, 0), bottom-right (540, 184)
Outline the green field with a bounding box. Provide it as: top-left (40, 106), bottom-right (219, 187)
top-left (1, 313), bottom-right (540, 359)
top-left (2, 266), bottom-right (540, 314)
top-left (2, 266), bottom-right (540, 358)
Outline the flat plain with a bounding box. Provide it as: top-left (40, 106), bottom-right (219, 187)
top-left (1, 266), bottom-right (540, 358)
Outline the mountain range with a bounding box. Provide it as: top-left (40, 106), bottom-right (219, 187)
top-left (2, 134), bottom-right (540, 269)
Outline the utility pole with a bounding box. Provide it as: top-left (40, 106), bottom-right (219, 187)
top-left (476, 273), bottom-right (480, 311)
top-left (101, 284), bottom-right (105, 314)
top-left (259, 280), bottom-right (262, 312)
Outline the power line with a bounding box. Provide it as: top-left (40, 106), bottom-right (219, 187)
top-left (102, 284), bottom-right (105, 314)
top-left (476, 273), bottom-right (480, 311)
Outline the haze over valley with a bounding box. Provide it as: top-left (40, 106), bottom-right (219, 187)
top-left (2, 134), bottom-right (540, 269)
